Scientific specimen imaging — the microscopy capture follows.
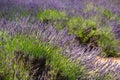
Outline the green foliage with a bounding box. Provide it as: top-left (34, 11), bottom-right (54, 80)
top-left (97, 27), bottom-right (118, 57)
top-left (67, 17), bottom-right (83, 36)
top-left (66, 16), bottom-right (119, 57)
top-left (0, 55), bottom-right (29, 80)
top-left (82, 4), bottom-right (120, 57)
top-left (97, 27), bottom-right (116, 47)
top-left (67, 17), bottom-right (97, 43)
top-left (102, 9), bottom-right (113, 19)
top-left (0, 32), bottom-right (29, 80)
top-left (36, 9), bottom-right (68, 30)
top-left (36, 9), bottom-right (66, 21)
top-left (0, 33), bottom-right (84, 80)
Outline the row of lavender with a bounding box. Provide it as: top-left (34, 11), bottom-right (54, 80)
top-left (0, 0), bottom-right (120, 39)
top-left (0, 18), bottom-right (120, 79)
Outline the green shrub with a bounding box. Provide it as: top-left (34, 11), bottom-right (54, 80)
top-left (97, 27), bottom-right (119, 57)
top-left (0, 32), bottom-right (29, 80)
top-left (66, 16), bottom-right (119, 57)
top-left (36, 9), bottom-right (68, 30)
top-left (67, 17), bottom-right (97, 43)
top-left (0, 33), bottom-right (84, 80)
top-left (36, 9), bottom-right (67, 22)
top-left (66, 17), bottom-right (83, 37)
top-left (102, 9), bottom-right (113, 19)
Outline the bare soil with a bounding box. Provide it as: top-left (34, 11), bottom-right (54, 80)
top-left (96, 52), bottom-right (120, 64)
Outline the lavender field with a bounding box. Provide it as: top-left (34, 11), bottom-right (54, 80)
top-left (0, 0), bottom-right (120, 80)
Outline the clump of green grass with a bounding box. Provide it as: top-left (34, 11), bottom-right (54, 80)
top-left (67, 17), bottom-right (97, 43)
top-left (97, 27), bottom-right (119, 57)
top-left (0, 32), bottom-right (29, 80)
top-left (36, 9), bottom-right (66, 22)
top-left (36, 9), bottom-right (68, 30)
top-left (0, 32), bottom-right (85, 80)
top-left (102, 9), bottom-right (113, 20)
top-left (66, 16), bottom-right (119, 57)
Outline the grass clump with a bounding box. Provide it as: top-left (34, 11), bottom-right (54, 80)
top-left (36, 9), bottom-right (66, 22)
top-left (97, 27), bottom-right (119, 57)
top-left (36, 9), bottom-right (68, 30)
top-left (0, 32), bottom-right (84, 80)
top-left (66, 16), bottom-right (119, 57)
top-left (102, 9), bottom-right (113, 20)
top-left (67, 17), bottom-right (97, 44)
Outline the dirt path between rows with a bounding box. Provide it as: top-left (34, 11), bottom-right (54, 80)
top-left (96, 56), bottom-right (120, 65)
